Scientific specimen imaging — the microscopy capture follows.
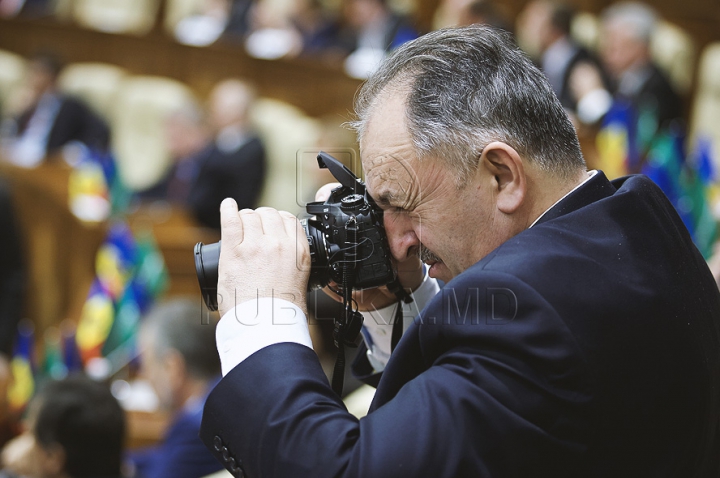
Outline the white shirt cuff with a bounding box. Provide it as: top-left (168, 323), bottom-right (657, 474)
top-left (360, 270), bottom-right (440, 372)
top-left (216, 297), bottom-right (313, 376)
top-left (576, 88), bottom-right (613, 125)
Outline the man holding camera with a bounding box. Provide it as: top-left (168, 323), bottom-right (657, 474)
top-left (200, 26), bottom-right (720, 477)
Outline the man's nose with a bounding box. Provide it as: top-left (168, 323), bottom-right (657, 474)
top-left (383, 211), bottom-right (419, 260)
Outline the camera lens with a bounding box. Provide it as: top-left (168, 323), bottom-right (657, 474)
top-left (194, 241), bottom-right (221, 311)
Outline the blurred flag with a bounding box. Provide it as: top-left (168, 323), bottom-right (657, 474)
top-left (42, 326), bottom-right (68, 381)
top-left (76, 280), bottom-right (115, 365)
top-left (61, 320), bottom-right (83, 374)
top-left (96, 222), bottom-right (138, 301)
top-left (596, 101), bottom-right (638, 179)
top-left (7, 319), bottom-right (35, 412)
top-left (134, 231), bottom-right (169, 310)
top-left (68, 154), bottom-right (111, 223)
top-left (102, 284), bottom-right (141, 357)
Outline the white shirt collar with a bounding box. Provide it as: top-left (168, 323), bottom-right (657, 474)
top-left (529, 170), bottom-right (598, 228)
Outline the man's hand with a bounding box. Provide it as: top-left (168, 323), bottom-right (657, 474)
top-left (217, 199), bottom-right (311, 318)
top-left (314, 184), bottom-right (425, 312)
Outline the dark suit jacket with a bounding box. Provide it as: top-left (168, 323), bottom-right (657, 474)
top-left (16, 95), bottom-right (110, 154)
top-left (130, 380), bottom-right (224, 478)
top-left (200, 172), bottom-right (720, 477)
top-left (138, 136), bottom-right (266, 230)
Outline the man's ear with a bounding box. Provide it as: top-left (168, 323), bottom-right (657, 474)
top-left (480, 142), bottom-right (527, 214)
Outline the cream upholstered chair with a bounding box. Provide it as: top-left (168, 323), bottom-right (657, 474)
top-left (689, 43), bottom-right (720, 169)
top-left (249, 98), bottom-right (322, 215)
top-left (111, 76), bottom-right (196, 191)
top-left (0, 49), bottom-right (26, 117)
top-left (164, 0), bottom-right (206, 34)
top-left (73, 0), bottom-right (160, 35)
top-left (58, 63), bottom-right (128, 121)
top-left (651, 20), bottom-right (696, 96)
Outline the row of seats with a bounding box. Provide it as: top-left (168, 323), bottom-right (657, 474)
top-left (0, 50), bottom-right (345, 215)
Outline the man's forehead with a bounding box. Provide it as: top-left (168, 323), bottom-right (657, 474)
top-left (363, 154), bottom-right (419, 201)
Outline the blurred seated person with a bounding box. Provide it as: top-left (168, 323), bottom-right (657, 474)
top-left (129, 298), bottom-right (223, 478)
top-left (457, 0), bottom-right (512, 33)
top-left (339, 0), bottom-right (418, 78)
top-left (174, 0), bottom-right (254, 46)
top-left (0, 179), bottom-right (24, 361)
top-left (516, 1), bottom-right (608, 122)
top-left (138, 79), bottom-right (266, 230)
top-left (0, 53), bottom-right (110, 167)
top-left (244, 0), bottom-right (342, 59)
top-left (0, 375), bottom-right (125, 478)
top-left (0, 0), bottom-right (52, 18)
top-left (568, 1), bottom-right (682, 127)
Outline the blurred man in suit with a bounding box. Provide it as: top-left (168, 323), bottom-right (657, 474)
top-left (130, 298), bottom-right (223, 478)
top-left (200, 25), bottom-right (720, 477)
top-left (0, 53), bottom-right (109, 167)
top-left (568, 2), bottom-right (682, 127)
top-left (139, 79), bottom-right (266, 230)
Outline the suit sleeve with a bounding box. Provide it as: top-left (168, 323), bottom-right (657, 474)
top-left (200, 271), bottom-right (593, 478)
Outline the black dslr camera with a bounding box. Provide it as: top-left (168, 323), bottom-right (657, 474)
top-left (194, 152), bottom-right (403, 313)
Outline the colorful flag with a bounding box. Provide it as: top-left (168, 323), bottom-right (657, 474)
top-left (41, 326), bottom-right (68, 381)
top-left (7, 319), bottom-right (35, 412)
top-left (76, 280), bottom-right (115, 365)
top-left (596, 101), bottom-right (639, 179)
top-left (95, 222), bottom-right (138, 301)
top-left (134, 231), bottom-right (169, 310)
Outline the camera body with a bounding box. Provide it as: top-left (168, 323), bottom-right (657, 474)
top-left (194, 152), bottom-right (398, 312)
top-left (304, 152), bottom-right (395, 292)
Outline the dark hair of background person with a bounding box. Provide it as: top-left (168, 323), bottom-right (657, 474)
top-left (351, 25), bottom-right (585, 183)
top-left (550, 3), bottom-right (575, 36)
top-left (33, 375), bottom-right (125, 478)
top-left (142, 298), bottom-right (220, 380)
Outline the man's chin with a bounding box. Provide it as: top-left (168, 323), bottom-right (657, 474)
top-left (427, 261), bottom-right (451, 283)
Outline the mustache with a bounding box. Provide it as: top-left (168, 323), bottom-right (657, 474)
top-left (417, 244), bottom-right (442, 264)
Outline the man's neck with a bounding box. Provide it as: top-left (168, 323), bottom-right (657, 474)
top-left (525, 169), bottom-right (591, 229)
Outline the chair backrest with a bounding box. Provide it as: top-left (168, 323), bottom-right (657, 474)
top-left (689, 43), bottom-right (720, 166)
top-left (651, 20), bottom-right (696, 96)
top-left (249, 98), bottom-right (321, 214)
top-left (58, 62), bottom-right (128, 121)
top-left (111, 76), bottom-right (196, 191)
top-left (0, 49), bottom-right (26, 117)
top-left (73, 0), bottom-right (160, 35)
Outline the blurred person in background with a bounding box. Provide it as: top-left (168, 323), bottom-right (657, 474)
top-left (244, 0), bottom-right (343, 59)
top-left (0, 53), bottom-right (110, 167)
top-left (137, 102), bottom-right (212, 204)
top-left (129, 298), bottom-right (223, 478)
top-left (174, 0), bottom-right (255, 46)
top-left (0, 375), bottom-right (125, 478)
top-left (516, 1), bottom-right (608, 124)
top-left (567, 1), bottom-right (682, 127)
top-left (139, 80), bottom-right (266, 230)
top-left (339, 0), bottom-right (418, 78)
top-left (456, 0), bottom-right (512, 32)
top-left (0, 0), bottom-right (51, 18)
top-left (190, 79), bottom-right (266, 230)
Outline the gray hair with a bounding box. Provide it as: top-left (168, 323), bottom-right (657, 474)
top-left (602, 2), bottom-right (658, 44)
top-left (141, 297), bottom-right (220, 380)
top-left (351, 25), bottom-right (585, 183)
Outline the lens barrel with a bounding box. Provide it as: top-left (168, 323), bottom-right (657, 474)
top-left (194, 241), bottom-right (221, 311)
